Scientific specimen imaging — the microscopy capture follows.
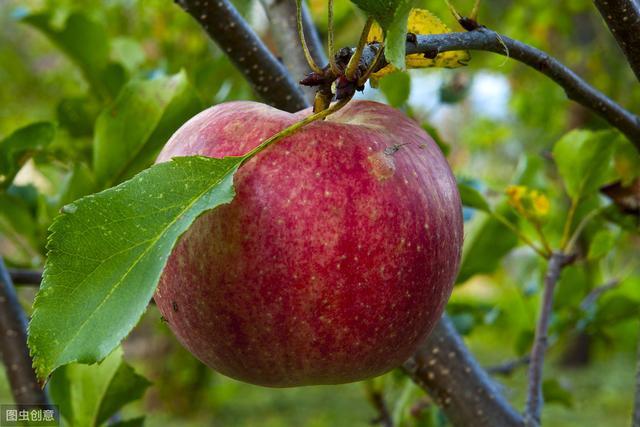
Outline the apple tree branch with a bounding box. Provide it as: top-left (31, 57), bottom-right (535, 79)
top-left (396, 29), bottom-right (640, 148)
top-left (593, 0), bottom-right (640, 82)
top-left (403, 316), bottom-right (524, 427)
top-left (174, 0), bottom-right (308, 112)
top-left (0, 257), bottom-right (49, 409)
top-left (259, 0), bottom-right (327, 103)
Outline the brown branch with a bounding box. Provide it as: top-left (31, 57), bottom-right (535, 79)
top-left (524, 252), bottom-right (572, 427)
top-left (174, 0), bottom-right (308, 112)
top-left (0, 258), bottom-right (49, 409)
top-left (593, 0), bottom-right (640, 82)
top-left (486, 355), bottom-right (531, 377)
top-left (403, 316), bottom-right (524, 427)
top-left (259, 0), bottom-right (326, 103)
top-left (8, 269), bottom-right (42, 285)
top-left (364, 382), bottom-right (394, 427)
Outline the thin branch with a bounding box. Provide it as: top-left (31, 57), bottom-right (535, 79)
top-left (407, 29), bottom-right (640, 147)
top-left (524, 252), bottom-right (572, 427)
top-left (174, 0), bottom-right (308, 112)
top-left (364, 381), bottom-right (394, 427)
top-left (0, 257), bottom-right (49, 408)
top-left (580, 279), bottom-right (621, 310)
top-left (593, 0), bottom-right (640, 82)
top-left (8, 269), bottom-right (42, 285)
top-left (260, 0), bottom-right (326, 103)
top-left (336, 29), bottom-right (640, 147)
top-left (403, 315), bottom-right (524, 427)
top-left (486, 355), bottom-right (531, 377)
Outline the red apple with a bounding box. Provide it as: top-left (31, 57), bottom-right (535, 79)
top-left (155, 100), bottom-right (463, 387)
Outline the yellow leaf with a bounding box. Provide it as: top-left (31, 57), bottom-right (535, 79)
top-left (368, 8), bottom-right (470, 78)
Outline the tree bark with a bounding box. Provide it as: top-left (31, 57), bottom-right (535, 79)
top-left (593, 0), bottom-right (640, 82)
top-left (0, 258), bottom-right (49, 409)
top-left (403, 316), bottom-right (524, 427)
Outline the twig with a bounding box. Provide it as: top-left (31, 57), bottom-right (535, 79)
top-left (403, 315), bottom-right (524, 427)
top-left (260, 0), bottom-right (326, 103)
top-left (593, 0), bottom-right (640, 82)
top-left (486, 355), bottom-right (531, 377)
top-left (8, 269), bottom-right (43, 285)
top-left (524, 252), bottom-right (572, 426)
top-left (336, 29), bottom-right (640, 147)
top-left (580, 279), bottom-right (621, 310)
top-left (364, 381), bottom-right (394, 427)
top-left (0, 257), bottom-right (49, 408)
top-left (174, 0), bottom-right (308, 112)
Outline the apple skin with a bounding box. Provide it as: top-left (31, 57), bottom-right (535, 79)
top-left (155, 100), bottom-right (463, 387)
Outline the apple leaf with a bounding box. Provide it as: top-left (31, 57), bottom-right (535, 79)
top-left (22, 12), bottom-right (123, 99)
top-left (28, 155), bottom-right (242, 381)
top-left (94, 71), bottom-right (202, 187)
top-left (552, 129), bottom-right (616, 202)
top-left (0, 122), bottom-right (55, 189)
top-left (458, 183), bottom-right (491, 213)
top-left (49, 347), bottom-right (149, 427)
top-left (587, 229), bottom-right (618, 260)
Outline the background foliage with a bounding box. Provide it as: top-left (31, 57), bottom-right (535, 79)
top-left (1, 0), bottom-right (639, 426)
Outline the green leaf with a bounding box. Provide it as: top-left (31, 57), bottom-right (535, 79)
top-left (0, 122), bottom-right (55, 189)
top-left (587, 229), bottom-right (618, 260)
top-left (456, 208), bottom-right (518, 284)
top-left (552, 129), bottom-right (616, 201)
top-left (542, 378), bottom-right (574, 408)
top-left (593, 295), bottom-right (639, 326)
top-left (49, 347), bottom-right (149, 427)
top-left (457, 183), bottom-right (491, 213)
top-left (93, 71), bottom-right (202, 187)
top-left (379, 71), bottom-right (410, 107)
top-left (349, 0), bottom-right (413, 68)
top-left (57, 97), bottom-right (101, 138)
top-left (0, 193), bottom-right (40, 265)
top-left (109, 417), bottom-right (146, 427)
top-left (28, 156), bottom-right (242, 381)
top-left (96, 361), bottom-right (150, 425)
top-left (22, 12), bottom-right (121, 99)
top-left (612, 133), bottom-right (640, 186)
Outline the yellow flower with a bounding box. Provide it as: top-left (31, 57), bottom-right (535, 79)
top-left (531, 192), bottom-right (550, 216)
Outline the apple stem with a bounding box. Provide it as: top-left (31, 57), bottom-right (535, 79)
top-left (241, 96), bottom-right (353, 164)
top-left (295, 0), bottom-right (323, 74)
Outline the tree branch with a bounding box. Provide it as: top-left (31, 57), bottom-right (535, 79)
top-left (403, 316), bottom-right (524, 427)
top-left (364, 381), bottom-right (394, 427)
top-left (8, 269), bottom-right (42, 285)
top-left (174, 0), bottom-right (308, 112)
top-left (486, 355), bottom-right (531, 377)
top-left (524, 252), bottom-right (572, 427)
top-left (259, 0), bottom-right (327, 103)
top-left (593, 0), bottom-right (640, 82)
top-left (398, 29), bottom-right (640, 148)
top-left (0, 257), bottom-right (49, 409)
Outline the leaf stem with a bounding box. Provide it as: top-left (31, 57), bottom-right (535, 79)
top-left (241, 96), bottom-right (353, 163)
top-left (327, 0), bottom-right (339, 74)
top-left (296, 0), bottom-right (323, 73)
top-left (493, 212), bottom-right (550, 258)
top-left (560, 198), bottom-right (578, 250)
top-left (345, 17), bottom-right (374, 81)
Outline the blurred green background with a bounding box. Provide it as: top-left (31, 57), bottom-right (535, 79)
top-left (1, 0), bottom-right (639, 426)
